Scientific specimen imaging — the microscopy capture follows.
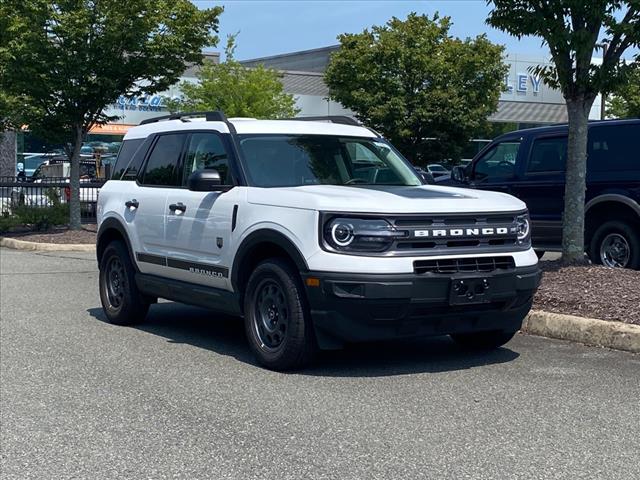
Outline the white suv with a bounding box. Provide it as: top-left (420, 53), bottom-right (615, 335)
top-left (97, 112), bottom-right (540, 370)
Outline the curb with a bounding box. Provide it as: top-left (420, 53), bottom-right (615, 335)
top-left (0, 237), bottom-right (96, 253)
top-left (522, 309), bottom-right (640, 354)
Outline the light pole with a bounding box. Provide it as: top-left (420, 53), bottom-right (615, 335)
top-left (601, 42), bottom-right (608, 120)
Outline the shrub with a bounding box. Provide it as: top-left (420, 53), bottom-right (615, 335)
top-left (1, 204), bottom-right (70, 232)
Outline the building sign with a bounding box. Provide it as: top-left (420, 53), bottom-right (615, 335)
top-left (499, 55), bottom-right (565, 105)
top-left (504, 73), bottom-right (543, 93)
top-left (115, 94), bottom-right (180, 112)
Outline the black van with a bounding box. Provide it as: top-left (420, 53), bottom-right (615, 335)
top-left (450, 119), bottom-right (640, 269)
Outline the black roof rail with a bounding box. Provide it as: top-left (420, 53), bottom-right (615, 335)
top-left (139, 111), bottom-right (227, 125)
top-left (282, 115), bottom-right (362, 127)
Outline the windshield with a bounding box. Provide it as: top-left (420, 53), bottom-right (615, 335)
top-left (238, 134), bottom-right (422, 187)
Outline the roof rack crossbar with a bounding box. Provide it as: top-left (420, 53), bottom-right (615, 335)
top-left (282, 115), bottom-right (362, 127)
top-left (139, 111), bottom-right (228, 125)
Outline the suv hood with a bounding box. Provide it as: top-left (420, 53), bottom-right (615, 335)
top-left (247, 185), bottom-right (527, 214)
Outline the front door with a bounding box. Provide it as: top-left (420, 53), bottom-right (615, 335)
top-left (165, 131), bottom-right (238, 290)
top-left (509, 135), bottom-right (567, 248)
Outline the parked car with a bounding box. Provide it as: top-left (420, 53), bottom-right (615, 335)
top-left (426, 163), bottom-right (450, 178)
top-left (96, 111), bottom-right (540, 370)
top-left (450, 119), bottom-right (640, 269)
top-left (12, 158), bottom-right (101, 210)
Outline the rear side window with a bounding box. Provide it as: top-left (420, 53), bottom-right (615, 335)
top-left (526, 136), bottom-right (567, 173)
top-left (589, 124), bottom-right (640, 171)
top-left (141, 134), bottom-right (185, 186)
top-left (112, 139), bottom-right (144, 180)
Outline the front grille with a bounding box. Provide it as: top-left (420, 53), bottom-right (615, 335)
top-left (389, 213), bottom-right (522, 255)
top-left (413, 256), bottom-right (516, 275)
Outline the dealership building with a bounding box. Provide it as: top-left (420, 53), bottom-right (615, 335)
top-left (18, 45), bottom-right (603, 163)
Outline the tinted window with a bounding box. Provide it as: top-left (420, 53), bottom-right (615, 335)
top-left (182, 133), bottom-right (231, 186)
top-left (141, 134), bottom-right (185, 186)
top-left (239, 135), bottom-right (421, 187)
top-left (112, 139), bottom-right (144, 180)
top-left (527, 136), bottom-right (567, 173)
top-left (473, 141), bottom-right (520, 181)
top-left (589, 124), bottom-right (640, 172)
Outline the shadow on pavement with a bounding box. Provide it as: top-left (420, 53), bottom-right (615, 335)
top-left (88, 302), bottom-right (520, 377)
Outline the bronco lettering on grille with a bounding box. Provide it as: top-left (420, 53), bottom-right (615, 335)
top-left (413, 227), bottom-right (513, 238)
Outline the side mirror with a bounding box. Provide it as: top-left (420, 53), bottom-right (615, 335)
top-left (451, 166), bottom-right (467, 183)
top-left (188, 169), bottom-right (222, 191)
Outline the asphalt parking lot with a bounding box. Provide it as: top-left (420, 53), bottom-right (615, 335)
top-left (1, 247), bottom-right (639, 480)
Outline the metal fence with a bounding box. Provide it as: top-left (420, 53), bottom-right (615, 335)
top-left (0, 176), bottom-right (106, 224)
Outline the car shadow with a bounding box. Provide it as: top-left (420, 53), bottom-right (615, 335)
top-left (88, 302), bottom-right (520, 377)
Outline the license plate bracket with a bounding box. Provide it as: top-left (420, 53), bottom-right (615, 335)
top-left (449, 277), bottom-right (491, 305)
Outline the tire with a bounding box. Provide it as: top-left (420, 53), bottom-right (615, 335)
top-left (99, 240), bottom-right (149, 325)
top-left (450, 330), bottom-right (517, 350)
top-left (588, 220), bottom-right (640, 269)
top-left (243, 259), bottom-right (316, 370)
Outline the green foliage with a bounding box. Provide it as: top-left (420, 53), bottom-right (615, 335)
top-left (0, 0), bottom-right (222, 227)
top-left (324, 13), bottom-right (507, 164)
top-left (487, 1), bottom-right (640, 103)
top-left (0, 214), bottom-right (21, 233)
top-left (169, 36), bottom-right (299, 118)
top-left (0, 204), bottom-right (70, 232)
top-left (607, 65), bottom-right (640, 118)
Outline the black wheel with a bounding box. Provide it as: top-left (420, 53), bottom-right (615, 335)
top-left (535, 250), bottom-right (545, 260)
top-left (450, 330), bottom-right (517, 350)
top-left (99, 240), bottom-right (149, 325)
top-left (588, 220), bottom-right (640, 269)
top-left (243, 259), bottom-right (316, 370)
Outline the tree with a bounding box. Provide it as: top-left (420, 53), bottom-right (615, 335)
top-left (0, 0), bottom-right (222, 229)
top-left (324, 13), bottom-right (507, 165)
top-left (488, 1), bottom-right (640, 263)
top-left (607, 65), bottom-right (640, 118)
top-left (168, 35), bottom-right (298, 118)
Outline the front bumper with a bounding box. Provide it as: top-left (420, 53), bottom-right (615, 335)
top-left (302, 266), bottom-right (541, 349)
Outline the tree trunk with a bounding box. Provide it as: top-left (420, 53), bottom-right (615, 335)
top-left (68, 127), bottom-right (84, 230)
top-left (0, 131), bottom-right (17, 177)
top-left (562, 97), bottom-right (594, 264)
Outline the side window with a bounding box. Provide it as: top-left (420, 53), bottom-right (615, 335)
top-left (141, 134), bottom-right (185, 186)
top-left (526, 136), bottom-right (567, 174)
top-left (182, 133), bottom-right (231, 186)
top-left (112, 139), bottom-right (144, 180)
top-left (589, 125), bottom-right (640, 171)
top-left (473, 141), bottom-right (520, 182)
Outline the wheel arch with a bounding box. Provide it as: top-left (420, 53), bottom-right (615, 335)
top-left (585, 194), bottom-right (640, 240)
top-left (231, 229), bottom-right (309, 297)
top-left (96, 217), bottom-right (137, 270)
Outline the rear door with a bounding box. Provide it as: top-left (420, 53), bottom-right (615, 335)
top-left (164, 131), bottom-right (239, 289)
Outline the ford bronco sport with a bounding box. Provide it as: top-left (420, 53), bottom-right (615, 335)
top-left (97, 112), bottom-right (541, 370)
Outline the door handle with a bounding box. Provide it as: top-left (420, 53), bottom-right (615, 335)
top-left (125, 199), bottom-right (139, 209)
top-left (169, 202), bottom-right (187, 213)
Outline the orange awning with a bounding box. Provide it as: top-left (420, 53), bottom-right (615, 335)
top-left (89, 124), bottom-right (134, 135)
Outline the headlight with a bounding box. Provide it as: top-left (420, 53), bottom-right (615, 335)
top-left (516, 213), bottom-right (531, 244)
top-left (323, 217), bottom-right (406, 253)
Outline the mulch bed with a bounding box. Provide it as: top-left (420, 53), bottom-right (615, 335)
top-left (1, 224), bottom-right (97, 244)
top-left (534, 261), bottom-right (640, 325)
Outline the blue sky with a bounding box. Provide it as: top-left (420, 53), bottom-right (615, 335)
top-left (191, 0), bottom-right (551, 60)
top-left (192, 1), bottom-right (638, 61)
